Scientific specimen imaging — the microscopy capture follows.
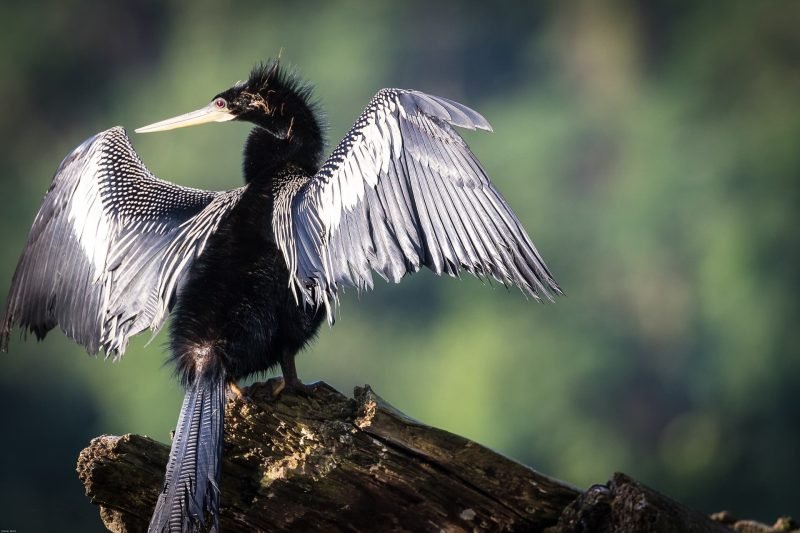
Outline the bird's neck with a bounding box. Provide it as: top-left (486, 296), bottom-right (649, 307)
top-left (243, 115), bottom-right (323, 184)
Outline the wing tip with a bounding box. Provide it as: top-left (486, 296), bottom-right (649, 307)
top-left (530, 269), bottom-right (564, 303)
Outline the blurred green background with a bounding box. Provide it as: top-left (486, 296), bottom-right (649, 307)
top-left (1, 1), bottom-right (798, 530)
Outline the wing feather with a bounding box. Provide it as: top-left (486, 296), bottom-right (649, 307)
top-left (275, 89), bottom-right (560, 317)
top-left (1, 127), bottom-right (244, 357)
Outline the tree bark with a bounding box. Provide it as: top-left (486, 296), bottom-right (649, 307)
top-left (76, 382), bottom-right (796, 533)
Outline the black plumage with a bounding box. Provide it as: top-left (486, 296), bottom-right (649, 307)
top-left (1, 60), bottom-right (561, 532)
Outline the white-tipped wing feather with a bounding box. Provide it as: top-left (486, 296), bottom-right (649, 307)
top-left (274, 89), bottom-right (560, 319)
top-left (1, 127), bottom-right (244, 357)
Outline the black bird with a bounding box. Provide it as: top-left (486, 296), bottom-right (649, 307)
top-left (1, 60), bottom-right (560, 531)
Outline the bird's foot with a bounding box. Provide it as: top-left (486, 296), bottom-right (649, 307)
top-left (266, 376), bottom-right (286, 398)
top-left (276, 355), bottom-right (321, 397)
top-left (285, 378), bottom-right (321, 397)
top-left (227, 381), bottom-right (252, 403)
top-left (266, 376), bottom-right (321, 398)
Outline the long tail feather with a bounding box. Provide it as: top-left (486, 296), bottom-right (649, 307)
top-left (149, 373), bottom-right (226, 532)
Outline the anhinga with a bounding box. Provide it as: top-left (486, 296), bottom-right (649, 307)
top-left (1, 60), bottom-right (560, 531)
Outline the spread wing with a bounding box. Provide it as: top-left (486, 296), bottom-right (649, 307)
top-left (274, 89), bottom-right (561, 319)
top-left (1, 127), bottom-right (245, 357)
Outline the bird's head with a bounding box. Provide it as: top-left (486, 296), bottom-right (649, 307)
top-left (136, 60), bottom-right (324, 169)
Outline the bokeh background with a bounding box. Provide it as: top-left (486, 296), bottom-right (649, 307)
top-left (1, 1), bottom-right (798, 530)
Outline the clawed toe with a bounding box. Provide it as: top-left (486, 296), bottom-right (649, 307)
top-left (266, 376), bottom-right (286, 398)
top-left (267, 376), bottom-right (320, 398)
top-left (227, 381), bottom-right (253, 403)
top-left (284, 379), bottom-right (320, 397)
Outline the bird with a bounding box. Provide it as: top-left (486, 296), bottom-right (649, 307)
top-left (1, 59), bottom-right (561, 532)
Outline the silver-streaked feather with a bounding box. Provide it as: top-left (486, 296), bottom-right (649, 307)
top-left (1, 127), bottom-right (244, 357)
top-left (274, 89), bottom-right (561, 321)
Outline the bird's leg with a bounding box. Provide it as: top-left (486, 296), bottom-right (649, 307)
top-left (278, 353), bottom-right (319, 397)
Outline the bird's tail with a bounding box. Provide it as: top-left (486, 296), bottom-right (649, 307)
top-left (149, 372), bottom-right (226, 533)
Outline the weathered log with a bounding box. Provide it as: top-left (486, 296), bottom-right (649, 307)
top-left (77, 382), bottom-right (579, 532)
top-left (76, 381), bottom-right (796, 532)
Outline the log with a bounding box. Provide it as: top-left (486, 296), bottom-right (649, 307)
top-left (76, 381), bottom-right (797, 533)
top-left (549, 474), bottom-right (731, 533)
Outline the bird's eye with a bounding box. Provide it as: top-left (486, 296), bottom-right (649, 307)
top-left (213, 98), bottom-right (227, 109)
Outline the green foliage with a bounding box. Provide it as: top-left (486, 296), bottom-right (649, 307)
top-left (1, 1), bottom-right (797, 530)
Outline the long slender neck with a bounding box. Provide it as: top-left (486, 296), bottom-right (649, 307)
top-left (242, 106), bottom-right (324, 184)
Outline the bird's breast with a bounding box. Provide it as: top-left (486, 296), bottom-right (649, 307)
top-left (168, 207), bottom-right (322, 383)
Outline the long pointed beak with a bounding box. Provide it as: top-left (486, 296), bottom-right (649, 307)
top-left (135, 102), bottom-right (236, 133)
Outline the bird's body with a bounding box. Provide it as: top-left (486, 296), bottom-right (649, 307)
top-left (1, 60), bottom-right (560, 531)
top-left (170, 166), bottom-right (324, 386)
